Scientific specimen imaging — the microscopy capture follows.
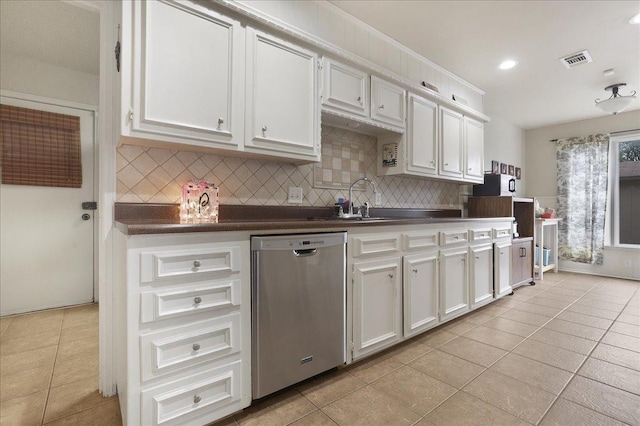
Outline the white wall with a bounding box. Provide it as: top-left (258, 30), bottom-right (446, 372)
top-left (0, 53), bottom-right (99, 106)
top-left (525, 109), bottom-right (640, 280)
top-left (483, 111), bottom-right (526, 196)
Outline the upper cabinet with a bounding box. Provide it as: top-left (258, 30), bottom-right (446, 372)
top-left (123, 0), bottom-right (244, 151)
top-left (464, 117), bottom-right (485, 183)
top-left (121, 0), bottom-right (319, 163)
top-left (244, 28), bottom-right (320, 162)
top-left (439, 106), bottom-right (464, 179)
top-left (321, 58), bottom-right (369, 117)
top-left (406, 94), bottom-right (438, 177)
top-left (371, 76), bottom-right (406, 128)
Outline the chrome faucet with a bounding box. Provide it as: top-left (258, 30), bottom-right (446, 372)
top-left (347, 177), bottom-right (377, 218)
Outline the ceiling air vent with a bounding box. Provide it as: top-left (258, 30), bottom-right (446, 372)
top-left (560, 50), bottom-right (593, 69)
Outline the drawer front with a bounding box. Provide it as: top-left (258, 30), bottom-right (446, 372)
top-left (140, 313), bottom-right (241, 382)
top-left (142, 360), bottom-right (242, 426)
top-left (440, 230), bottom-right (469, 246)
top-left (493, 227), bottom-right (512, 239)
top-left (140, 246), bottom-right (240, 284)
top-left (402, 231), bottom-right (439, 251)
top-left (470, 228), bottom-right (492, 242)
top-left (141, 279), bottom-right (241, 323)
top-left (352, 234), bottom-right (400, 258)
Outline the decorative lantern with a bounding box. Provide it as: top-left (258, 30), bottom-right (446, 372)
top-left (180, 180), bottom-right (219, 223)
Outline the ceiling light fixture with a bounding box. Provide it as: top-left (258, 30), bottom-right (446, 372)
top-left (595, 83), bottom-right (637, 115)
top-left (630, 13), bottom-right (640, 24)
top-left (498, 59), bottom-right (518, 70)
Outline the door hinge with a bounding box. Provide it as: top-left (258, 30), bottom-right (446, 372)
top-left (128, 108), bottom-right (134, 122)
top-left (114, 24), bottom-right (121, 72)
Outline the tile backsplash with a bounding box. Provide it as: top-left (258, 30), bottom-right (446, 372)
top-left (116, 126), bottom-right (460, 209)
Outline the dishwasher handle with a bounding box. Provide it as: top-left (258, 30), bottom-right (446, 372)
top-left (293, 248), bottom-right (317, 257)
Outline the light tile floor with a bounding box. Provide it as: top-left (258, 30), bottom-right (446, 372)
top-left (2, 273), bottom-right (639, 426)
top-left (221, 272), bottom-right (640, 426)
top-left (0, 303), bottom-right (121, 425)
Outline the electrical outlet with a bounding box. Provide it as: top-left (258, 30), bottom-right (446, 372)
top-left (624, 259), bottom-right (632, 268)
top-left (288, 187), bottom-right (303, 204)
top-left (375, 192), bottom-right (382, 206)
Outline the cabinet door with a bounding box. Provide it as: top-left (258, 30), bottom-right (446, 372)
top-left (494, 241), bottom-right (512, 298)
top-left (371, 76), bottom-right (406, 128)
top-left (470, 244), bottom-right (493, 309)
top-left (439, 247), bottom-right (469, 321)
top-left (511, 240), bottom-right (533, 286)
top-left (403, 252), bottom-right (439, 337)
top-left (406, 94), bottom-right (438, 176)
top-left (322, 59), bottom-right (369, 117)
top-left (439, 107), bottom-right (464, 178)
top-left (352, 258), bottom-right (402, 360)
top-left (129, 0), bottom-right (244, 149)
top-left (464, 117), bottom-right (484, 183)
top-left (245, 28), bottom-right (319, 162)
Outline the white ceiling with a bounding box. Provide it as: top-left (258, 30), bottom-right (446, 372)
top-left (1, 1), bottom-right (637, 130)
top-left (329, 0), bottom-right (640, 130)
top-left (0, 0), bottom-right (99, 75)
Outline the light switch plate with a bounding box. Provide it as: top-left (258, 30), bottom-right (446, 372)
top-left (288, 187), bottom-right (303, 204)
top-left (375, 193), bottom-right (382, 206)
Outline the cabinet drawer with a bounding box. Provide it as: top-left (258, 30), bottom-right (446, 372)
top-left (493, 227), bottom-right (512, 239)
top-left (470, 228), bottom-right (492, 242)
top-left (440, 230), bottom-right (469, 246)
top-left (141, 360), bottom-right (242, 426)
top-left (351, 234), bottom-right (400, 258)
top-left (402, 230), bottom-right (439, 250)
top-left (141, 279), bottom-right (241, 323)
top-left (140, 313), bottom-right (241, 381)
top-left (140, 246), bottom-right (240, 284)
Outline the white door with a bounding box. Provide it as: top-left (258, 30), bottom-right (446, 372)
top-left (494, 240), bottom-right (513, 299)
top-left (322, 58), bottom-right (369, 117)
top-left (464, 117), bottom-right (484, 183)
top-left (439, 247), bottom-right (469, 321)
top-left (407, 94), bottom-right (438, 177)
top-left (370, 75), bottom-right (406, 128)
top-left (1, 96), bottom-right (95, 315)
top-left (439, 106), bottom-right (464, 178)
top-left (470, 244), bottom-right (494, 309)
top-left (403, 251), bottom-right (439, 337)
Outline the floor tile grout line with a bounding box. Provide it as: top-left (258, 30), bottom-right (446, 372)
top-left (39, 317), bottom-right (63, 426)
top-left (535, 282), bottom-right (640, 425)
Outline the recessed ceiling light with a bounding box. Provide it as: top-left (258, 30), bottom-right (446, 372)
top-left (630, 13), bottom-right (640, 24)
top-left (499, 59), bottom-right (518, 70)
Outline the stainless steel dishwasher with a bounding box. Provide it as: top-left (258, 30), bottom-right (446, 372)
top-left (251, 232), bottom-right (346, 399)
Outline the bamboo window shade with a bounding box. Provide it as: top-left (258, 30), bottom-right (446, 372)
top-left (0, 104), bottom-right (82, 188)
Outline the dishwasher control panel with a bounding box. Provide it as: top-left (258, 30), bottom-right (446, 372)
top-left (251, 232), bottom-right (346, 251)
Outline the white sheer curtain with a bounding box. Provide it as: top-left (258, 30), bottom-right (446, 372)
top-left (556, 134), bottom-right (609, 264)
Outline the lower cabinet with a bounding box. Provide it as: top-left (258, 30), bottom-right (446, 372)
top-left (494, 239), bottom-right (513, 298)
top-left (403, 251), bottom-right (439, 337)
top-left (470, 244), bottom-right (494, 309)
top-left (439, 247), bottom-right (469, 322)
top-left (352, 257), bottom-right (402, 360)
top-left (511, 238), bottom-right (533, 288)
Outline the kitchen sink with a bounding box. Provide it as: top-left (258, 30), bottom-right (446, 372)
top-left (306, 216), bottom-right (391, 222)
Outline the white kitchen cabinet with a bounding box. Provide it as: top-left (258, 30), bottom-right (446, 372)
top-left (123, 0), bottom-right (244, 151)
top-left (406, 94), bottom-right (438, 177)
top-left (244, 28), bottom-right (320, 162)
top-left (352, 257), bottom-right (402, 360)
top-left (439, 106), bottom-right (464, 179)
top-left (321, 58), bottom-right (369, 117)
top-left (494, 239), bottom-right (513, 299)
top-left (403, 251), bottom-right (439, 337)
top-left (469, 244), bottom-right (494, 309)
top-left (439, 247), bottom-right (469, 321)
top-left (464, 117), bottom-right (485, 183)
top-left (371, 75), bottom-right (406, 128)
top-left (114, 231), bottom-right (251, 426)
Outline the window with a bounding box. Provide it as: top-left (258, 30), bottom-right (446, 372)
top-left (609, 132), bottom-right (640, 246)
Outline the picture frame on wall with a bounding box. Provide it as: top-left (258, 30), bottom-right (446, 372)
top-left (516, 167), bottom-right (522, 180)
top-left (500, 163), bottom-right (507, 174)
top-left (491, 160), bottom-right (499, 174)
top-left (508, 165), bottom-right (515, 176)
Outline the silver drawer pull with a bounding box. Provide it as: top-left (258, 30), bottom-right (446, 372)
top-left (194, 395), bottom-right (201, 404)
top-left (193, 260), bottom-right (201, 268)
top-left (194, 296), bottom-right (202, 305)
top-left (454, 236), bottom-right (459, 240)
top-left (193, 343), bottom-right (201, 351)
top-left (218, 117), bottom-right (224, 124)
top-left (412, 269), bottom-right (418, 273)
top-left (262, 125), bottom-right (268, 133)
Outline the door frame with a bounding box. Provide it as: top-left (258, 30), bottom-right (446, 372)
top-left (0, 90), bottom-right (99, 309)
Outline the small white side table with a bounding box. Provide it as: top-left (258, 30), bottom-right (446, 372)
top-left (534, 218), bottom-right (562, 280)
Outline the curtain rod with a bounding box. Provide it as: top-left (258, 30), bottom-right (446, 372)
top-left (549, 128), bottom-right (640, 142)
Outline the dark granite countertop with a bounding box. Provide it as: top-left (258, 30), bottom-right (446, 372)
top-left (114, 203), bottom-right (512, 235)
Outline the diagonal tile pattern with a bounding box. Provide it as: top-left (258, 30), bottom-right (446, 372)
top-left (116, 125), bottom-right (461, 208)
top-left (2, 272), bottom-right (639, 425)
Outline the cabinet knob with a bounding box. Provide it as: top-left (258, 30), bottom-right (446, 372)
top-left (430, 160), bottom-right (434, 164)
top-left (475, 256), bottom-right (480, 259)
top-left (454, 236), bottom-right (459, 240)
top-left (412, 268), bottom-right (418, 273)
top-left (445, 162), bottom-right (449, 166)
top-left (194, 395), bottom-right (201, 404)
top-left (468, 167), bottom-right (472, 171)
top-left (461, 258), bottom-right (465, 262)
top-left (379, 104), bottom-right (385, 109)
top-left (357, 96), bottom-right (362, 103)
top-left (193, 260), bottom-right (201, 268)
top-left (388, 273), bottom-right (394, 279)
top-left (193, 343), bottom-right (201, 351)
top-left (262, 125), bottom-right (268, 133)
top-left (194, 296), bottom-right (202, 305)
